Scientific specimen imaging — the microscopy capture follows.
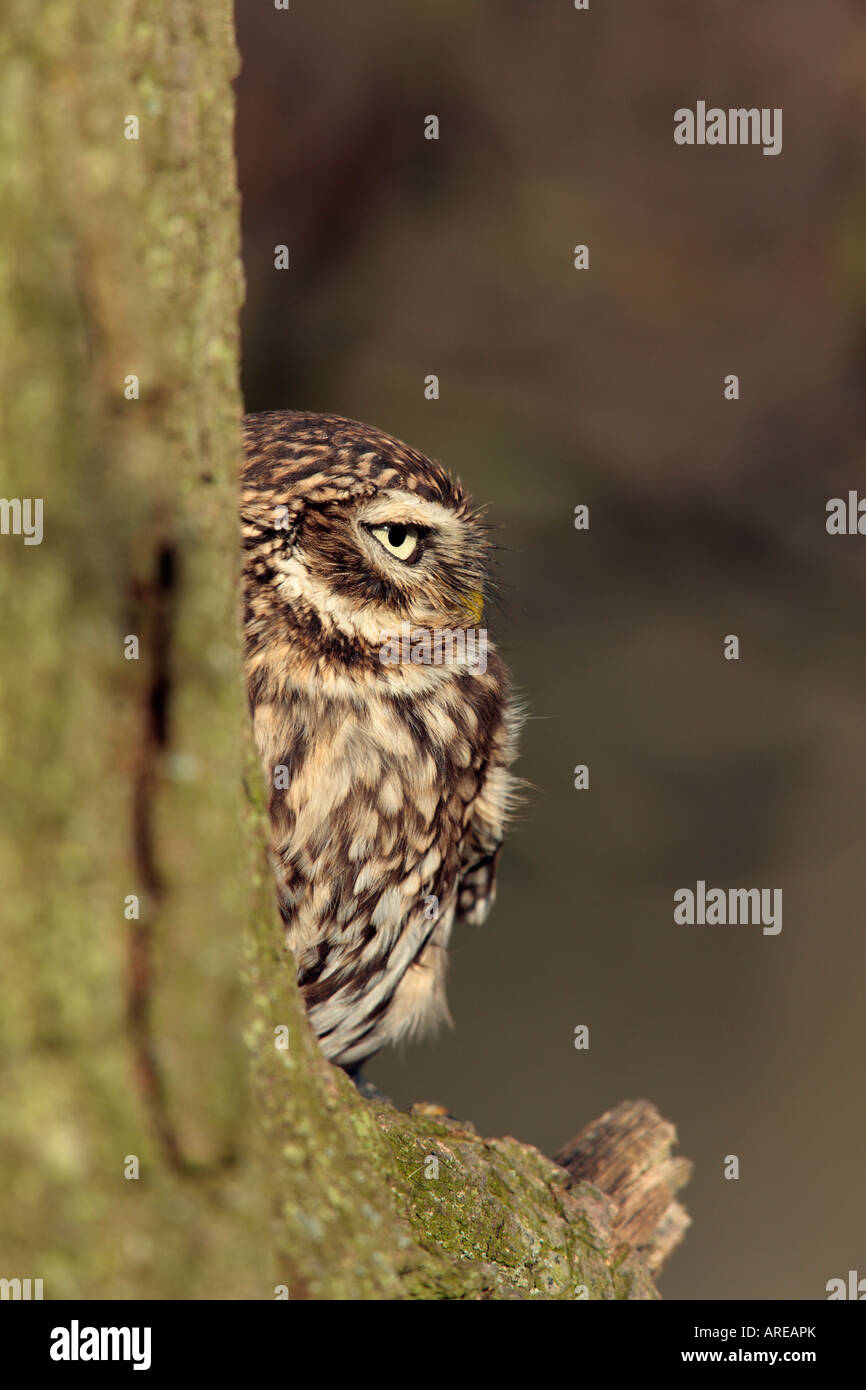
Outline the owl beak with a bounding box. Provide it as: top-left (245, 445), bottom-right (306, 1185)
top-left (460, 589), bottom-right (484, 626)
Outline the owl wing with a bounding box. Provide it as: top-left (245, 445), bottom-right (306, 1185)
top-left (456, 838), bottom-right (502, 926)
top-left (455, 696), bottom-right (522, 926)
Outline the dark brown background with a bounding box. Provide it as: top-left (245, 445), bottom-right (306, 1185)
top-left (236, 0), bottom-right (866, 1300)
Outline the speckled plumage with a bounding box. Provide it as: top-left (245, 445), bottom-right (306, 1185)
top-left (241, 410), bottom-right (521, 1069)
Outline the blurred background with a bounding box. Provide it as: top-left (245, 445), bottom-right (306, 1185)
top-left (235, 0), bottom-right (866, 1299)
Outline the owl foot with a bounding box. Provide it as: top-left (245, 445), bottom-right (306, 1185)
top-left (343, 1065), bottom-right (394, 1106)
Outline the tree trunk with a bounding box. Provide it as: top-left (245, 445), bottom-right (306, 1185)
top-left (0, 1), bottom-right (689, 1300)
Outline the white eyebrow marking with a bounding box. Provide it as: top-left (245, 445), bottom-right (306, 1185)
top-left (356, 491), bottom-right (463, 530)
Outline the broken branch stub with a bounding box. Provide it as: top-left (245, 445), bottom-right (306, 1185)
top-left (554, 1098), bottom-right (693, 1275)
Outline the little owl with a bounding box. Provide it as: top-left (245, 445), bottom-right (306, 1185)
top-left (241, 411), bottom-right (521, 1079)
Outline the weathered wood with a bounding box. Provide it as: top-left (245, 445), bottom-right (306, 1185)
top-left (555, 1099), bottom-right (693, 1274)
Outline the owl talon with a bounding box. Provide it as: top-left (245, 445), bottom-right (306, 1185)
top-left (344, 1065), bottom-right (394, 1106)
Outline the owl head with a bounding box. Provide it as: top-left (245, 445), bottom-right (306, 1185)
top-left (241, 411), bottom-right (492, 692)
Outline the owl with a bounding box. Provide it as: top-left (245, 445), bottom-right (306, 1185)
top-left (240, 410), bottom-right (521, 1078)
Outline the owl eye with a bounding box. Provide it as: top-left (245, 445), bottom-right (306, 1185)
top-left (368, 522), bottom-right (422, 561)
